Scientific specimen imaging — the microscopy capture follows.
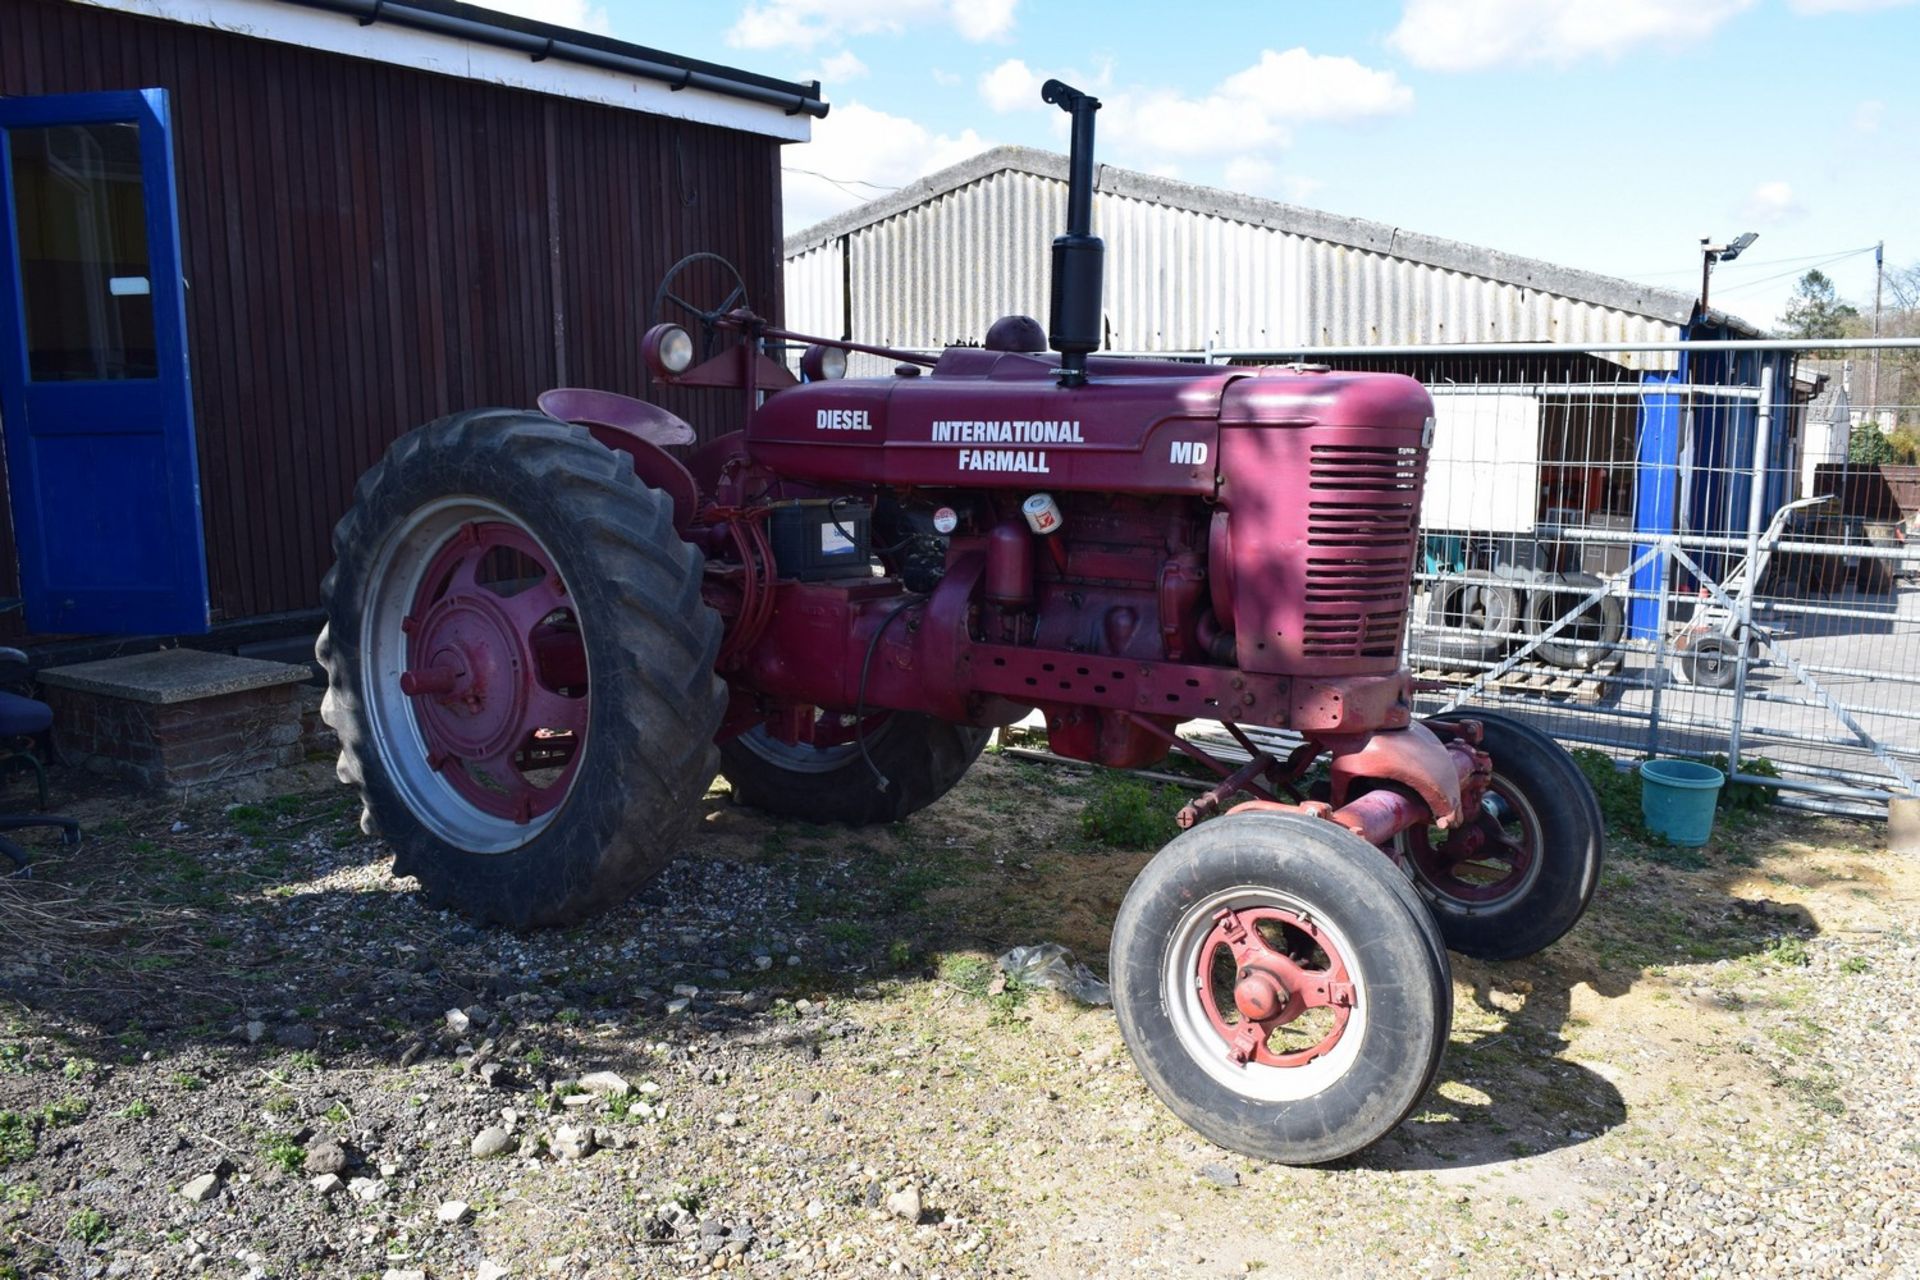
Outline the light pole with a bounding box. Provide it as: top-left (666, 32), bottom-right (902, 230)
top-left (1699, 232), bottom-right (1759, 314)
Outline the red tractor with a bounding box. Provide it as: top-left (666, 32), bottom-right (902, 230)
top-left (320, 82), bottom-right (1601, 1164)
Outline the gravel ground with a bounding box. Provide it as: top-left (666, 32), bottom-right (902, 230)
top-left (0, 748), bottom-right (1915, 1279)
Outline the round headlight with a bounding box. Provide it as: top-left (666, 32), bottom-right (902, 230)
top-left (643, 323), bottom-right (696, 377)
top-left (659, 325), bottom-right (694, 373)
top-left (801, 343), bottom-right (849, 381)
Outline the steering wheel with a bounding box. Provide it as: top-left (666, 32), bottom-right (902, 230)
top-left (650, 253), bottom-right (751, 366)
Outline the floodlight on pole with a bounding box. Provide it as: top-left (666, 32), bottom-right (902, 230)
top-left (1699, 231), bottom-right (1759, 313)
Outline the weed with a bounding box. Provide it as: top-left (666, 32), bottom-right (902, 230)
top-left (1763, 936), bottom-right (1811, 968)
top-left (938, 953), bottom-right (995, 999)
top-left (61, 1057), bottom-right (94, 1082)
top-left (282, 1050), bottom-right (322, 1071)
top-left (323, 1103), bottom-right (349, 1126)
top-left (65, 1208), bottom-right (111, 1245)
top-left (0, 1114), bottom-right (33, 1168)
top-left (822, 921), bottom-right (874, 950)
top-left (261, 1134), bottom-right (305, 1175)
top-left (887, 939), bottom-right (915, 970)
top-left (1840, 955), bottom-right (1871, 975)
top-left (170, 1072), bottom-right (205, 1092)
top-left (112, 1100), bottom-right (155, 1120)
top-left (1571, 749), bottom-right (1641, 835)
top-left (1079, 771), bottom-right (1181, 849)
top-left (1706, 755), bottom-right (1781, 811)
top-left (1, 1181), bottom-right (36, 1205)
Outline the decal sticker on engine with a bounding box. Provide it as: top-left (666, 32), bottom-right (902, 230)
top-left (816, 409), bottom-right (871, 431)
top-left (957, 449), bottom-right (1050, 474)
top-left (930, 420), bottom-right (1083, 444)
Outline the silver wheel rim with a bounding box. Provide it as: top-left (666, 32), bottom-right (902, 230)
top-left (1163, 885), bottom-right (1370, 1104)
top-left (359, 495), bottom-right (585, 854)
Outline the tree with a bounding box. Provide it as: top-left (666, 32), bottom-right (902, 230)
top-left (1850, 423), bottom-right (1897, 465)
top-left (1778, 269), bottom-right (1860, 339)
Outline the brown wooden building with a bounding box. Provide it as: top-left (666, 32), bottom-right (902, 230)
top-left (0, 0), bottom-right (821, 653)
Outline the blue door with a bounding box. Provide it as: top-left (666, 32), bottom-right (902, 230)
top-left (0, 89), bottom-right (209, 635)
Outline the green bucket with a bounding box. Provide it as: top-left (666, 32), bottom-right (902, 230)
top-left (1639, 759), bottom-right (1725, 846)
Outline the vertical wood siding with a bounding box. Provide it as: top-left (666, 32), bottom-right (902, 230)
top-left (0, 0), bottom-right (784, 628)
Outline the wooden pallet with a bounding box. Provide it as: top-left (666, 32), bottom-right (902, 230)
top-left (1411, 656), bottom-right (1620, 707)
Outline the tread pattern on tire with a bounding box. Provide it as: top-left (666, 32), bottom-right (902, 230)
top-left (319, 409), bottom-right (726, 928)
top-left (1524, 571), bottom-right (1624, 670)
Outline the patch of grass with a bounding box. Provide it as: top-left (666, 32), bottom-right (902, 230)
top-left (1763, 936), bottom-right (1812, 968)
top-left (170, 1071), bottom-right (206, 1092)
top-left (112, 1099), bottom-right (155, 1120)
top-left (0, 1113), bottom-right (34, 1168)
top-left (2, 1180), bottom-right (37, 1205)
top-left (938, 953), bottom-right (995, 999)
top-left (65, 1208), bottom-right (111, 1245)
top-left (1079, 771), bottom-right (1181, 849)
top-left (821, 921), bottom-right (874, 951)
top-left (1706, 755), bottom-right (1782, 812)
top-left (1840, 954), bottom-right (1871, 975)
top-left (261, 1134), bottom-right (305, 1175)
top-left (1571, 748), bottom-right (1641, 835)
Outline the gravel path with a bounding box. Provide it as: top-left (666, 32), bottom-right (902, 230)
top-left (0, 755), bottom-right (1914, 1279)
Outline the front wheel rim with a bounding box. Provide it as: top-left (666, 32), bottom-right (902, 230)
top-left (361, 497), bottom-right (590, 853)
top-left (1164, 886), bottom-right (1369, 1103)
top-left (1397, 778), bottom-right (1544, 913)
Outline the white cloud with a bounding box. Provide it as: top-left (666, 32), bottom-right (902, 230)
top-left (783, 102), bottom-right (994, 231)
top-left (1740, 180), bottom-right (1805, 226)
top-left (931, 68), bottom-right (963, 86)
top-left (810, 50), bottom-right (869, 83)
top-left (1852, 99), bottom-right (1885, 132)
top-left (1789, 0), bottom-right (1915, 11)
top-left (729, 0), bottom-right (1016, 51)
top-left (952, 0), bottom-right (1017, 41)
top-left (980, 48), bottom-right (1408, 163)
top-left (980, 58), bottom-right (1042, 112)
top-left (1389, 0), bottom-right (1753, 72)
top-left (463, 0), bottom-right (610, 34)
top-left (1098, 48), bottom-right (1410, 158)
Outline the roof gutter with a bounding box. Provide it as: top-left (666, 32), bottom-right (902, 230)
top-left (281, 0), bottom-right (829, 118)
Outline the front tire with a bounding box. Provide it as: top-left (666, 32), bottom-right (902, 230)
top-left (1400, 711), bottom-right (1603, 960)
top-left (719, 711), bottom-right (988, 825)
top-left (1111, 811), bottom-right (1451, 1165)
top-left (319, 409), bottom-right (726, 928)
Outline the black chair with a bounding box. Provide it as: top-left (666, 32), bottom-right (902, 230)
top-left (0, 646), bottom-right (80, 874)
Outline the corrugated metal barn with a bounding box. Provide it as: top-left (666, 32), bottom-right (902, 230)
top-left (783, 146), bottom-right (1752, 360)
top-left (0, 0), bottom-right (821, 651)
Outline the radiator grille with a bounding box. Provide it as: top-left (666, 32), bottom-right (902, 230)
top-left (1300, 442), bottom-right (1426, 659)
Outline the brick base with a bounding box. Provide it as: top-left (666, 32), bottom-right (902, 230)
top-left (47, 682), bottom-right (306, 791)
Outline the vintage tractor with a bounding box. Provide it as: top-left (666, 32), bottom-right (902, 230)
top-left (319, 82), bottom-right (1602, 1164)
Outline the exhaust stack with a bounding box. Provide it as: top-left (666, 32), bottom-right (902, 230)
top-left (1041, 80), bottom-right (1103, 387)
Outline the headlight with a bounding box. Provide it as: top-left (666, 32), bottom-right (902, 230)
top-left (643, 323), bottom-right (695, 376)
top-left (801, 343), bottom-right (848, 381)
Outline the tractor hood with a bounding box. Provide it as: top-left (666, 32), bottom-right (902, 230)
top-left (747, 348), bottom-right (1240, 495)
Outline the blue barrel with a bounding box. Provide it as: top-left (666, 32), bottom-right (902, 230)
top-left (1639, 759), bottom-right (1725, 846)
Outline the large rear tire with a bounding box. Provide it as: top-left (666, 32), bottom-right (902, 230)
top-left (1111, 811), bottom-right (1451, 1165)
top-left (1400, 711), bottom-right (1604, 960)
top-left (719, 712), bottom-right (988, 825)
top-left (319, 409), bottom-right (726, 928)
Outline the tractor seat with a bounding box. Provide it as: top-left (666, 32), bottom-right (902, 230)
top-left (0, 690), bottom-right (51, 738)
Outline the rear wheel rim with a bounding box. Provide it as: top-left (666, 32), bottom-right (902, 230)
top-left (361, 497), bottom-right (590, 853)
top-left (1164, 886), bottom-right (1368, 1103)
top-left (1398, 778), bottom-right (1543, 913)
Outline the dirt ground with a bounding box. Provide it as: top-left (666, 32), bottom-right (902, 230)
top-left (0, 744), bottom-right (1916, 1279)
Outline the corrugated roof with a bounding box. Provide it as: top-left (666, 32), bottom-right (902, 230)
top-left (785, 146), bottom-right (1757, 337)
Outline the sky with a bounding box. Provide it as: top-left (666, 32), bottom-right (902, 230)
top-left (470, 0), bottom-right (1917, 333)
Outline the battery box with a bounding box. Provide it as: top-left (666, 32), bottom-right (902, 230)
top-left (768, 500), bottom-right (872, 581)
